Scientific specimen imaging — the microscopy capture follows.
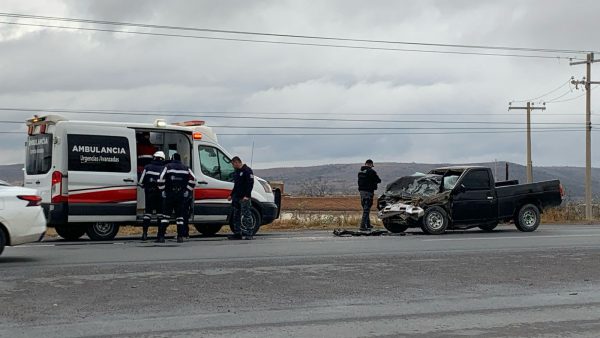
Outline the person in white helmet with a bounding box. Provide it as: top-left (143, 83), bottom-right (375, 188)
top-left (138, 151), bottom-right (166, 241)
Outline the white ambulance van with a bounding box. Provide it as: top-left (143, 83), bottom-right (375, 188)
top-left (24, 115), bottom-right (281, 241)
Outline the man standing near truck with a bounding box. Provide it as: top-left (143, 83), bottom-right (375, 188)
top-left (357, 159), bottom-right (381, 231)
top-left (158, 153), bottom-right (196, 243)
top-left (228, 156), bottom-right (255, 240)
top-left (138, 151), bottom-right (166, 241)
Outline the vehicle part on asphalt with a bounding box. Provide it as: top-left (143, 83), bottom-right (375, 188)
top-left (332, 228), bottom-right (407, 237)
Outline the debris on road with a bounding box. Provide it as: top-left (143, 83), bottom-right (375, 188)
top-left (332, 229), bottom-right (407, 237)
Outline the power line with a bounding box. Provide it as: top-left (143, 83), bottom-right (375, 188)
top-left (0, 107), bottom-right (585, 117)
top-left (511, 79), bottom-right (572, 103)
top-left (0, 12), bottom-right (593, 55)
top-left (218, 129), bottom-right (587, 136)
top-left (548, 84), bottom-right (600, 103)
top-left (210, 126), bottom-right (586, 130)
top-left (544, 87), bottom-right (576, 103)
top-left (0, 108), bottom-right (586, 125)
top-left (0, 20), bottom-right (584, 61)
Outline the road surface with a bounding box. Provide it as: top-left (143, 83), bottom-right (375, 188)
top-left (2, 224), bottom-right (600, 337)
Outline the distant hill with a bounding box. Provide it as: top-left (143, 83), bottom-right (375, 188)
top-left (3, 162), bottom-right (598, 200)
top-left (0, 164), bottom-right (24, 185)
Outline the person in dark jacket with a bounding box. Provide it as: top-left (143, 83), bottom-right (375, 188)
top-left (357, 159), bottom-right (382, 231)
top-left (158, 153), bottom-right (196, 243)
top-left (138, 151), bottom-right (166, 241)
top-left (228, 156), bottom-right (255, 240)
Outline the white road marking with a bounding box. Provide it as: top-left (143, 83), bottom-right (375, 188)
top-left (422, 234), bottom-right (600, 241)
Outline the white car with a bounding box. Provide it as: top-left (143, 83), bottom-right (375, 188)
top-left (0, 180), bottom-right (47, 255)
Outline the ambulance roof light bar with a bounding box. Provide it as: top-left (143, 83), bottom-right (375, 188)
top-left (172, 120), bottom-right (205, 127)
top-left (154, 119), bottom-right (167, 128)
top-left (26, 114), bottom-right (67, 126)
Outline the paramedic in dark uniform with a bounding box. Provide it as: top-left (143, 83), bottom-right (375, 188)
top-left (227, 156), bottom-right (255, 240)
top-left (138, 151), bottom-right (166, 241)
top-left (158, 153), bottom-right (196, 243)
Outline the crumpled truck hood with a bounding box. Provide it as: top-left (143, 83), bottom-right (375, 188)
top-left (378, 174), bottom-right (452, 220)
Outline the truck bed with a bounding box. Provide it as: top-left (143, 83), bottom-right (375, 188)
top-left (496, 180), bottom-right (562, 220)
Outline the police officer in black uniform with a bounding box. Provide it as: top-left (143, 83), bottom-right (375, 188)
top-left (138, 151), bottom-right (166, 241)
top-left (158, 153), bottom-right (196, 243)
top-left (357, 159), bottom-right (381, 232)
top-left (228, 156), bottom-right (255, 240)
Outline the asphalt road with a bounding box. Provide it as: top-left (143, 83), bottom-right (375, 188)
top-left (2, 224), bottom-right (600, 337)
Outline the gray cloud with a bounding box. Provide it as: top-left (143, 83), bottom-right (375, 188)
top-left (0, 0), bottom-right (597, 169)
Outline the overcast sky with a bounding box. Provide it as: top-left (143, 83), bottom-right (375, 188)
top-left (0, 0), bottom-right (599, 168)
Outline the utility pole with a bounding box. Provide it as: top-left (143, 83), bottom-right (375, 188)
top-left (508, 101), bottom-right (546, 183)
top-left (571, 53), bottom-right (600, 221)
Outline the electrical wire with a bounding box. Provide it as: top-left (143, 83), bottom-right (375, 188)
top-left (209, 126), bottom-right (586, 130)
top-left (0, 20), bottom-right (583, 61)
top-left (510, 79), bottom-right (572, 103)
top-left (548, 84), bottom-right (600, 103)
top-left (217, 129), bottom-right (587, 136)
top-left (0, 107), bottom-right (584, 117)
top-left (0, 12), bottom-right (593, 55)
top-left (0, 108), bottom-right (585, 125)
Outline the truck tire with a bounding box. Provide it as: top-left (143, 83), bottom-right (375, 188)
top-left (55, 225), bottom-right (87, 241)
top-left (0, 228), bottom-right (6, 256)
top-left (229, 207), bottom-right (262, 235)
top-left (383, 218), bottom-right (409, 233)
top-left (86, 222), bottom-right (120, 241)
top-left (515, 204), bottom-right (540, 232)
top-left (478, 223), bottom-right (498, 232)
top-left (421, 206), bottom-right (449, 235)
top-left (194, 224), bottom-right (223, 236)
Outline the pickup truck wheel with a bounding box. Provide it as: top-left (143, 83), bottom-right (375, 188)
top-left (0, 228), bottom-right (5, 256)
top-left (515, 204), bottom-right (540, 232)
top-left (194, 224), bottom-right (222, 236)
top-left (383, 218), bottom-right (409, 233)
top-left (55, 225), bottom-right (87, 241)
top-left (421, 206), bottom-right (448, 235)
top-left (478, 223), bottom-right (498, 232)
top-left (228, 207), bottom-right (262, 235)
top-left (86, 222), bottom-right (120, 241)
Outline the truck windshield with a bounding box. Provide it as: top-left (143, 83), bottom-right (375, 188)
top-left (26, 134), bottom-right (53, 175)
top-left (385, 174), bottom-right (442, 198)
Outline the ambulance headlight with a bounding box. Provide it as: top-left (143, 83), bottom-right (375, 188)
top-left (258, 180), bottom-right (273, 194)
top-left (154, 119), bottom-right (167, 128)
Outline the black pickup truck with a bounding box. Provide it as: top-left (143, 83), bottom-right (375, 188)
top-left (377, 166), bottom-right (564, 235)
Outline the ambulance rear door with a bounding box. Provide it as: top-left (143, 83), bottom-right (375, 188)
top-left (66, 126), bottom-right (138, 223)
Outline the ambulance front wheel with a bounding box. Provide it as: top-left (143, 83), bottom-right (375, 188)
top-left (229, 207), bottom-right (262, 235)
top-left (86, 222), bottom-right (120, 241)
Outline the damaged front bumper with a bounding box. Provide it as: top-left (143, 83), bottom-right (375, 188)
top-left (378, 202), bottom-right (424, 220)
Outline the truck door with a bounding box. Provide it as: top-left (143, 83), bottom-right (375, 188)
top-left (66, 127), bottom-right (137, 223)
top-left (194, 144), bottom-right (235, 223)
top-left (452, 169), bottom-right (497, 224)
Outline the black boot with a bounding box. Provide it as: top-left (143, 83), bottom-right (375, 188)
top-left (141, 228), bottom-right (148, 241)
top-left (177, 236), bottom-right (184, 243)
